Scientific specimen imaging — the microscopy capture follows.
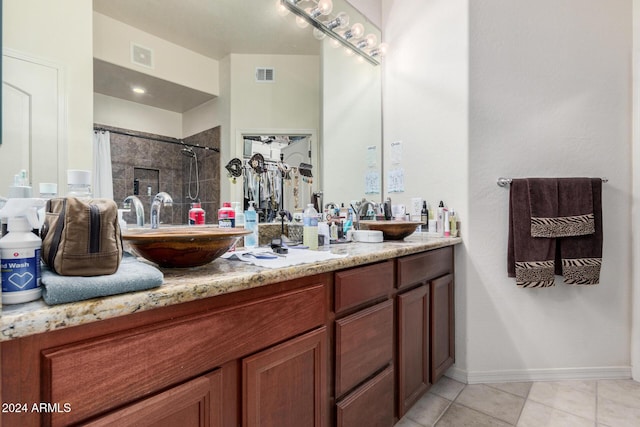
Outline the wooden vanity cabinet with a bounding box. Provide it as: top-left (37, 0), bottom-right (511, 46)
top-left (1, 274), bottom-right (330, 427)
top-left (396, 246), bottom-right (455, 418)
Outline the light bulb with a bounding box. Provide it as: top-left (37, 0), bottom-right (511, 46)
top-left (296, 15), bottom-right (309, 28)
top-left (326, 12), bottom-right (349, 30)
top-left (343, 23), bottom-right (364, 40)
top-left (277, 0), bottom-right (290, 16)
top-left (357, 33), bottom-right (377, 49)
top-left (317, 0), bottom-right (333, 15)
top-left (313, 28), bottom-right (326, 40)
top-left (371, 42), bottom-right (389, 58)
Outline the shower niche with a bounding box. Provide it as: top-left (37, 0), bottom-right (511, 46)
top-left (133, 168), bottom-right (159, 197)
top-left (104, 124), bottom-right (221, 226)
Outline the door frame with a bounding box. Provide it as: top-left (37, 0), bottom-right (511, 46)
top-left (232, 128), bottom-right (318, 205)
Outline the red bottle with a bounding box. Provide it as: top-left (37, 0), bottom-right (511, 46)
top-left (218, 202), bottom-right (235, 228)
top-left (189, 202), bottom-right (206, 225)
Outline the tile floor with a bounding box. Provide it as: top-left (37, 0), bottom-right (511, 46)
top-left (396, 376), bottom-right (640, 427)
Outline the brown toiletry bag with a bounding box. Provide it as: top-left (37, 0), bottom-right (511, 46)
top-left (41, 197), bottom-right (123, 276)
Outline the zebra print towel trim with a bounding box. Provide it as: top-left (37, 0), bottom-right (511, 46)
top-left (530, 213), bottom-right (595, 238)
top-left (562, 258), bottom-right (602, 285)
top-left (515, 261), bottom-right (555, 288)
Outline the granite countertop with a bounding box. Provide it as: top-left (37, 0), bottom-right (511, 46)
top-left (0, 234), bottom-right (461, 342)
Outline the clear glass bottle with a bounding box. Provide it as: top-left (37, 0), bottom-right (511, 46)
top-left (67, 170), bottom-right (92, 199)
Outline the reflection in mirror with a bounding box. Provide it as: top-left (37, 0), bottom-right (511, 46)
top-left (2, 0), bottom-right (382, 220)
top-left (242, 134), bottom-right (313, 219)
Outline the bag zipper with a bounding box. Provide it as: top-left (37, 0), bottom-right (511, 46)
top-left (89, 204), bottom-right (101, 253)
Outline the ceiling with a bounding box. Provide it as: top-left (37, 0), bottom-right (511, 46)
top-left (92, 0), bottom-right (322, 112)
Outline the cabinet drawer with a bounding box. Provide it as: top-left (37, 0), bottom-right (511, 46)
top-left (336, 365), bottom-right (394, 427)
top-left (84, 369), bottom-right (223, 427)
top-left (335, 260), bottom-right (394, 314)
top-left (397, 247), bottom-right (453, 290)
top-left (335, 300), bottom-right (393, 397)
top-left (41, 283), bottom-right (327, 426)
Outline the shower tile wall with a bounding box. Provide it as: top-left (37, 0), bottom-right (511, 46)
top-left (103, 125), bottom-right (221, 226)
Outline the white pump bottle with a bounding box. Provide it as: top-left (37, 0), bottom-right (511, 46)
top-left (0, 198), bottom-right (45, 304)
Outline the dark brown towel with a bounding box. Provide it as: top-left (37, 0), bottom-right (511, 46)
top-left (558, 178), bottom-right (603, 285)
top-left (508, 178), bottom-right (603, 287)
top-left (529, 178), bottom-right (595, 238)
top-left (508, 179), bottom-right (556, 287)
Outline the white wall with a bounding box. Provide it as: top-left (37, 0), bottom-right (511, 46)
top-left (632, 0), bottom-right (640, 381)
top-left (4, 0), bottom-right (94, 172)
top-left (93, 12), bottom-right (219, 96)
top-left (94, 93), bottom-right (182, 138)
top-left (384, 0), bottom-right (633, 382)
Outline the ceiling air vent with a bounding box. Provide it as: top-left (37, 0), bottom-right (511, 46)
top-left (255, 67), bottom-right (275, 83)
top-left (131, 43), bottom-right (154, 69)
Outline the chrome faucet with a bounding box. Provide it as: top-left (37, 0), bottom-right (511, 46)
top-left (123, 195), bottom-right (145, 227)
top-left (150, 192), bottom-right (173, 229)
top-left (355, 199), bottom-right (378, 230)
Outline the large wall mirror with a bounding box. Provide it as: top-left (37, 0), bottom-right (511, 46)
top-left (2, 0), bottom-right (381, 221)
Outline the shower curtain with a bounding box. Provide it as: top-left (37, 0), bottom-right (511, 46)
top-left (92, 130), bottom-right (114, 199)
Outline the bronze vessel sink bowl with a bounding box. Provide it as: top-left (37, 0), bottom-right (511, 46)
top-left (122, 226), bottom-right (251, 268)
top-left (358, 220), bottom-right (421, 240)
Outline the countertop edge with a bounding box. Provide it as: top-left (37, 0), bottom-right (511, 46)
top-left (1, 237), bottom-right (462, 341)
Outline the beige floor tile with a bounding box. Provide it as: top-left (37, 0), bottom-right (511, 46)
top-left (430, 376), bottom-right (466, 401)
top-left (455, 384), bottom-right (525, 424)
top-left (406, 392), bottom-right (451, 427)
top-left (527, 381), bottom-right (596, 420)
top-left (436, 403), bottom-right (513, 427)
top-left (395, 416), bottom-right (424, 427)
top-left (517, 400), bottom-right (594, 427)
top-left (597, 395), bottom-right (640, 427)
top-left (487, 382), bottom-right (533, 398)
top-left (597, 380), bottom-right (640, 410)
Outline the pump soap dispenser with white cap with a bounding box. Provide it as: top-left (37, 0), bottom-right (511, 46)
top-left (0, 198), bottom-right (45, 304)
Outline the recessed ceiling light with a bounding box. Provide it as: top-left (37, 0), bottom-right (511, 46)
top-left (132, 87), bottom-right (146, 94)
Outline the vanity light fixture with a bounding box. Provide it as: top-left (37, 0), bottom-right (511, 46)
top-left (281, 0), bottom-right (386, 65)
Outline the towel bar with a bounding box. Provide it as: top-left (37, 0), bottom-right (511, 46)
top-left (497, 177), bottom-right (608, 187)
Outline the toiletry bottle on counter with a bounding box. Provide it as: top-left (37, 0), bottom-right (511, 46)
top-left (436, 201), bottom-right (445, 235)
top-left (0, 198), bottom-right (45, 304)
top-left (189, 202), bottom-right (206, 225)
top-left (443, 207), bottom-right (450, 237)
top-left (449, 210), bottom-right (458, 237)
top-left (67, 170), bottom-right (92, 198)
top-left (303, 204), bottom-right (319, 250)
top-left (244, 201), bottom-right (258, 248)
top-left (233, 202), bottom-right (244, 228)
top-left (421, 201), bottom-right (429, 231)
top-left (218, 202), bottom-right (235, 228)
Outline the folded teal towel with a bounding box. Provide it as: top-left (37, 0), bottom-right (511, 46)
top-left (41, 253), bottom-right (164, 305)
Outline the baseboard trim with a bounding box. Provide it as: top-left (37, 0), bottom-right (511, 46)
top-left (445, 365), bottom-right (632, 384)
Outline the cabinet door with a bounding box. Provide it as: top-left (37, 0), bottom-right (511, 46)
top-left (84, 369), bottom-right (223, 427)
top-left (397, 284), bottom-right (430, 417)
top-left (431, 273), bottom-right (455, 383)
top-left (243, 327), bottom-right (327, 427)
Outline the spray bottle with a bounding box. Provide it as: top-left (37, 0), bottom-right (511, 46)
top-left (0, 198), bottom-right (45, 304)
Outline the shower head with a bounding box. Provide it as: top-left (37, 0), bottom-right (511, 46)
top-left (181, 146), bottom-right (196, 158)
